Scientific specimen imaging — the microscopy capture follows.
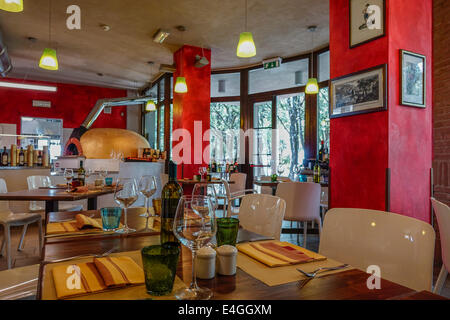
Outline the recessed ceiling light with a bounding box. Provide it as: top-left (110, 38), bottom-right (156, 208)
top-left (175, 25), bottom-right (186, 32)
top-left (100, 24), bottom-right (111, 31)
top-left (153, 29), bottom-right (170, 43)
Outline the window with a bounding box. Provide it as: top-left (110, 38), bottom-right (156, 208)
top-left (318, 87), bottom-right (330, 150)
top-left (249, 58), bottom-right (309, 94)
top-left (276, 93), bottom-right (306, 179)
top-left (318, 51), bottom-right (330, 82)
top-left (252, 101), bottom-right (273, 177)
top-left (210, 102), bottom-right (241, 162)
top-left (159, 78), bottom-right (165, 102)
top-left (211, 72), bottom-right (240, 97)
top-left (144, 111), bottom-right (157, 149)
top-left (159, 105), bottom-right (165, 150)
top-left (20, 117), bottom-right (63, 160)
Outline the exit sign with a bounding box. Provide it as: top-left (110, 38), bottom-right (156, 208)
top-left (263, 57), bottom-right (282, 70)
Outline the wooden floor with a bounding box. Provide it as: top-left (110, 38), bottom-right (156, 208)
top-left (0, 220), bottom-right (449, 299)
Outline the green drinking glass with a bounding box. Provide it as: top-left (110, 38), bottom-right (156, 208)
top-left (216, 218), bottom-right (240, 247)
top-left (141, 242), bottom-right (180, 296)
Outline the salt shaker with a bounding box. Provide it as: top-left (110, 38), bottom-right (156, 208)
top-left (195, 246), bottom-right (216, 279)
top-left (216, 245), bottom-right (237, 276)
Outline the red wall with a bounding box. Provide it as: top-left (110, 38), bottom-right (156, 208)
top-left (0, 78), bottom-right (128, 133)
top-left (330, 0), bottom-right (433, 222)
top-left (172, 45), bottom-right (211, 179)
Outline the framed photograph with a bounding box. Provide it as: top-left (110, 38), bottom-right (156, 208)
top-left (330, 64), bottom-right (387, 118)
top-left (350, 0), bottom-right (385, 48)
top-left (400, 50), bottom-right (426, 108)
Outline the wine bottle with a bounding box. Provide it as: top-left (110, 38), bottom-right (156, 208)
top-left (1, 147), bottom-right (8, 166)
top-left (160, 160), bottom-right (183, 245)
top-left (319, 140), bottom-right (325, 162)
top-left (77, 160), bottom-right (86, 186)
top-left (37, 151), bottom-right (43, 167)
top-left (313, 160), bottom-right (321, 183)
top-left (19, 147), bottom-right (25, 166)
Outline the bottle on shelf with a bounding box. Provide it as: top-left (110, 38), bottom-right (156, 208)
top-left (19, 147), bottom-right (25, 166)
top-left (319, 140), bottom-right (325, 162)
top-left (77, 160), bottom-right (86, 186)
top-left (10, 145), bottom-right (17, 167)
top-left (313, 160), bottom-right (321, 183)
top-left (37, 151), bottom-right (43, 167)
top-left (1, 147), bottom-right (8, 166)
top-left (160, 160), bottom-right (183, 245)
top-left (27, 145), bottom-right (34, 167)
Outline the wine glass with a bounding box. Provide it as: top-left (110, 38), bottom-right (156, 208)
top-left (277, 164), bottom-right (285, 177)
top-left (173, 195), bottom-right (216, 300)
top-left (64, 168), bottom-right (73, 192)
top-left (114, 178), bottom-right (138, 234)
top-left (99, 168), bottom-right (108, 179)
top-left (138, 175), bottom-right (157, 224)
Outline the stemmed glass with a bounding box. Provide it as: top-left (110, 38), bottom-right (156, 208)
top-left (192, 183), bottom-right (219, 213)
top-left (114, 178), bottom-right (138, 234)
top-left (173, 195), bottom-right (216, 300)
top-left (277, 165), bottom-right (285, 177)
top-left (138, 175), bottom-right (158, 231)
top-left (64, 169), bottom-right (73, 192)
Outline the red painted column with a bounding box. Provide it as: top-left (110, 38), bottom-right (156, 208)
top-left (172, 45), bottom-right (211, 179)
top-left (329, 0), bottom-right (433, 222)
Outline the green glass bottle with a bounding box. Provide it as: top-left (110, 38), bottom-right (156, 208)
top-left (160, 161), bottom-right (183, 244)
top-left (313, 160), bottom-right (321, 183)
top-left (77, 160), bottom-right (86, 186)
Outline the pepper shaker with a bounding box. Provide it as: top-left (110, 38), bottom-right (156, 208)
top-left (195, 246), bottom-right (216, 279)
top-left (216, 245), bottom-right (237, 276)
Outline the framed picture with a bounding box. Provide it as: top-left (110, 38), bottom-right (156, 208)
top-left (350, 0), bottom-right (385, 48)
top-left (400, 50), bottom-right (426, 108)
top-left (330, 64), bottom-right (387, 118)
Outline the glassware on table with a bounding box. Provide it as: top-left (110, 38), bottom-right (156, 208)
top-left (100, 207), bottom-right (122, 231)
top-left (141, 242), bottom-right (180, 296)
top-left (277, 165), bottom-right (285, 176)
top-left (173, 195), bottom-right (216, 300)
top-left (64, 168), bottom-right (73, 192)
top-left (138, 175), bottom-right (157, 218)
top-left (114, 178), bottom-right (138, 234)
top-left (216, 217), bottom-right (239, 247)
top-left (192, 183), bottom-right (219, 213)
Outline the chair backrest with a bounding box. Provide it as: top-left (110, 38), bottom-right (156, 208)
top-left (27, 176), bottom-right (51, 211)
top-left (276, 182), bottom-right (321, 222)
top-left (0, 178), bottom-right (10, 213)
top-left (431, 198), bottom-right (450, 273)
top-left (258, 176), bottom-right (273, 194)
top-left (229, 173), bottom-right (247, 194)
top-left (277, 177), bottom-right (292, 182)
top-left (319, 208), bottom-right (435, 292)
top-left (320, 186), bottom-right (329, 205)
top-left (238, 194), bottom-right (286, 240)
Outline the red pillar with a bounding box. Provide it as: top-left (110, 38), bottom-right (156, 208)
top-left (172, 45), bottom-right (211, 179)
top-left (329, 0), bottom-right (433, 222)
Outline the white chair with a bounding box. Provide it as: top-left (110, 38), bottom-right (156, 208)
top-left (27, 176), bottom-right (83, 212)
top-left (0, 179), bottom-right (43, 269)
top-left (320, 186), bottom-right (329, 221)
top-left (238, 194), bottom-right (286, 240)
top-left (319, 208), bottom-right (435, 292)
top-left (275, 182), bottom-right (321, 247)
top-left (431, 198), bottom-right (450, 295)
top-left (218, 173), bottom-right (256, 217)
top-left (258, 176), bottom-right (273, 195)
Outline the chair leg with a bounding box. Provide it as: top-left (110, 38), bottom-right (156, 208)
top-left (433, 265), bottom-right (448, 295)
top-left (296, 221), bottom-right (300, 245)
top-left (18, 224), bottom-right (29, 251)
top-left (4, 224), bottom-right (11, 269)
top-left (0, 236), bottom-right (4, 257)
top-left (303, 221), bottom-right (307, 248)
top-left (37, 219), bottom-right (43, 254)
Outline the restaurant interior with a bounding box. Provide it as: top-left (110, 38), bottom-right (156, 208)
top-left (0, 0), bottom-right (448, 303)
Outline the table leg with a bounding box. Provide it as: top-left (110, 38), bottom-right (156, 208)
top-left (45, 200), bottom-right (59, 225)
top-left (272, 187), bottom-right (277, 196)
top-left (88, 197), bottom-right (98, 211)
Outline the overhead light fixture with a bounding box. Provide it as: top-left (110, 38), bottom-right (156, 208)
top-left (0, 81), bottom-right (57, 92)
top-left (174, 76), bottom-right (188, 93)
top-left (39, 0), bottom-right (59, 71)
top-left (305, 26), bottom-right (319, 95)
top-left (195, 54), bottom-right (209, 68)
top-left (0, 0), bottom-right (23, 12)
top-left (145, 100), bottom-right (156, 112)
top-left (153, 29), bottom-right (170, 44)
top-left (237, 0), bottom-right (256, 58)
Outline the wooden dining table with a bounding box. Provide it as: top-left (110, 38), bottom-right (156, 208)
top-left (36, 215), bottom-right (445, 300)
top-left (0, 187), bottom-right (116, 218)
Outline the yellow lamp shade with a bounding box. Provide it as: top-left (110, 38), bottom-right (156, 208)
top-left (305, 78), bottom-right (319, 94)
top-left (39, 48), bottom-right (59, 71)
top-left (237, 32), bottom-right (256, 58)
top-left (174, 76), bottom-right (188, 93)
top-left (145, 100), bottom-right (156, 112)
top-left (0, 0), bottom-right (23, 12)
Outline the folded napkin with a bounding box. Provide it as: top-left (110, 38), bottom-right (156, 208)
top-left (51, 256), bottom-right (144, 299)
top-left (237, 240), bottom-right (323, 267)
top-left (47, 214), bottom-right (103, 235)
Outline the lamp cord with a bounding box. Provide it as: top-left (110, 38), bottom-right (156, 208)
top-left (245, 0), bottom-right (248, 31)
top-left (48, 0), bottom-right (52, 46)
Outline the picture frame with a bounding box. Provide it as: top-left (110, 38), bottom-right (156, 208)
top-left (400, 50), bottom-right (426, 108)
top-left (349, 0), bottom-right (386, 48)
top-left (330, 64), bottom-right (387, 118)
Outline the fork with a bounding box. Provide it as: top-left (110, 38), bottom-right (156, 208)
top-left (45, 246), bottom-right (118, 263)
top-left (297, 264), bottom-right (349, 278)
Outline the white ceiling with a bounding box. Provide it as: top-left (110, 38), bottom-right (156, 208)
top-left (0, 0), bottom-right (329, 90)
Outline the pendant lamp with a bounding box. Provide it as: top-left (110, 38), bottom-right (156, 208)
top-left (0, 0), bottom-right (23, 12)
top-left (236, 0), bottom-right (256, 58)
top-left (39, 0), bottom-right (58, 71)
top-left (305, 26), bottom-right (318, 95)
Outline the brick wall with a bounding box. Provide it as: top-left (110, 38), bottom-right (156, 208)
top-left (433, 0), bottom-right (450, 206)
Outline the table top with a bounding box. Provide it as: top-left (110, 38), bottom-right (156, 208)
top-left (177, 179), bottom-right (234, 185)
top-left (0, 187), bottom-right (116, 201)
top-left (254, 180), bottom-right (329, 188)
top-left (45, 209), bottom-right (159, 244)
top-left (37, 232), bottom-right (444, 300)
